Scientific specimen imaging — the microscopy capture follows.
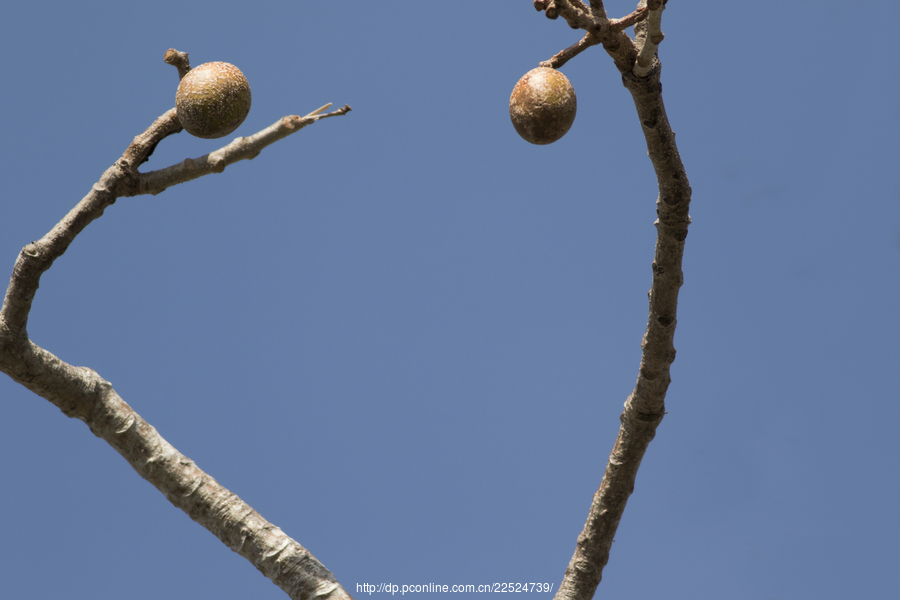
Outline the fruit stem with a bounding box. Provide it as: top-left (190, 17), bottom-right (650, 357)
top-left (163, 48), bottom-right (192, 80)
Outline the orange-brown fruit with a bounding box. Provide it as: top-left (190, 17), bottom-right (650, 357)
top-left (509, 67), bottom-right (577, 145)
top-left (175, 62), bottom-right (252, 139)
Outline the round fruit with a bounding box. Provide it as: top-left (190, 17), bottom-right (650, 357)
top-left (509, 67), bottom-right (577, 145)
top-left (175, 62), bottom-right (252, 139)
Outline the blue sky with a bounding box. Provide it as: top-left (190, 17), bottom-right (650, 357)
top-left (2, 1), bottom-right (898, 599)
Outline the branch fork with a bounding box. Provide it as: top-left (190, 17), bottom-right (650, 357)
top-left (535, 0), bottom-right (666, 73)
top-left (531, 4), bottom-right (691, 600)
top-left (0, 48), bottom-right (352, 600)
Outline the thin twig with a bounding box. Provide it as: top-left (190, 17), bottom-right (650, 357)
top-left (0, 102), bottom-right (350, 338)
top-left (609, 6), bottom-right (649, 32)
top-left (136, 105), bottom-right (351, 196)
top-left (539, 1), bottom-right (640, 73)
top-left (588, 0), bottom-right (608, 21)
top-left (163, 48), bottom-right (192, 80)
top-left (540, 32), bottom-right (601, 69)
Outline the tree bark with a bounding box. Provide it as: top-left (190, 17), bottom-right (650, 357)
top-left (0, 50), bottom-right (352, 600)
top-left (535, 3), bottom-right (693, 599)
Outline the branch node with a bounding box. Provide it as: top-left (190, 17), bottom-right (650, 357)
top-left (633, 0), bottom-right (666, 76)
top-left (164, 48), bottom-right (192, 80)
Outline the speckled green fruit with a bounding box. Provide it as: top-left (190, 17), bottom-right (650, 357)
top-left (509, 67), bottom-right (577, 145)
top-left (175, 62), bottom-right (252, 139)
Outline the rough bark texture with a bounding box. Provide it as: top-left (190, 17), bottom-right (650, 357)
top-left (0, 332), bottom-right (352, 600)
top-left (556, 65), bottom-right (690, 600)
top-left (535, 3), bottom-right (692, 600)
top-left (0, 50), bottom-right (352, 600)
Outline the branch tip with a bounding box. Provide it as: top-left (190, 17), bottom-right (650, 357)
top-left (304, 103), bottom-right (333, 118)
top-left (164, 48), bottom-right (192, 80)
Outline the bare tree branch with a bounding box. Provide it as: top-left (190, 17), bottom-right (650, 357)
top-left (535, 0), bottom-right (594, 29)
top-left (609, 5), bottom-right (649, 32)
top-left (0, 50), bottom-right (352, 600)
top-left (0, 101), bottom-right (350, 338)
top-left (634, 0), bottom-right (666, 76)
top-left (539, 32), bottom-right (601, 69)
top-left (136, 104), bottom-right (351, 196)
top-left (163, 48), bottom-right (192, 80)
top-left (537, 1), bottom-right (660, 75)
top-left (535, 3), bottom-right (691, 600)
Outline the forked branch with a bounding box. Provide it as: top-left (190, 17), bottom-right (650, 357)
top-left (136, 104), bottom-right (351, 195)
top-left (534, 4), bottom-right (691, 600)
top-left (536, 0), bottom-right (667, 75)
top-left (0, 50), bottom-right (352, 600)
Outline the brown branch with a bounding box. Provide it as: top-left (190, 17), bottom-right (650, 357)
top-left (562, 0), bottom-right (591, 16)
top-left (609, 5), bottom-right (649, 32)
top-left (552, 6), bottom-right (691, 600)
top-left (0, 50), bottom-right (353, 600)
top-left (535, 0), bottom-right (594, 29)
top-left (539, 32), bottom-right (601, 69)
top-left (594, 25), bottom-right (638, 74)
top-left (163, 48), bottom-right (192, 80)
top-left (587, 0), bottom-right (607, 21)
top-left (537, 1), bottom-right (640, 73)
